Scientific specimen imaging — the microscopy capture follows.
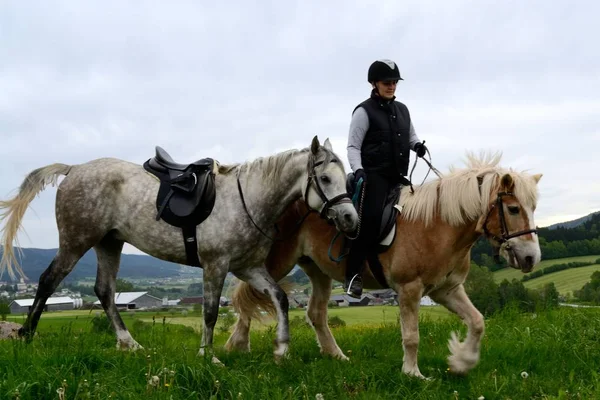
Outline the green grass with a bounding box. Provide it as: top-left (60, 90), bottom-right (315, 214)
top-left (522, 264), bottom-right (600, 296)
top-left (2, 307), bottom-right (600, 399)
top-left (492, 255), bottom-right (600, 284)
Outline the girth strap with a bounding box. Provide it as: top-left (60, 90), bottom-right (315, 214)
top-left (182, 225), bottom-right (201, 267)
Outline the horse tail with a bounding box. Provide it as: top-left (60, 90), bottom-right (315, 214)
top-left (232, 279), bottom-right (295, 322)
top-left (0, 163), bottom-right (72, 280)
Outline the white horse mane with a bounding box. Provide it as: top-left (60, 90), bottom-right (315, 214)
top-left (400, 151), bottom-right (540, 227)
top-left (217, 146), bottom-right (337, 181)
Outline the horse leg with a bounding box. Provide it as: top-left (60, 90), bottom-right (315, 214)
top-left (234, 267), bottom-right (290, 361)
top-left (198, 262), bottom-right (228, 365)
top-left (18, 245), bottom-right (88, 341)
top-left (303, 263), bottom-right (348, 360)
top-left (430, 283), bottom-right (485, 375)
top-left (93, 234), bottom-right (141, 350)
top-left (396, 281), bottom-right (428, 379)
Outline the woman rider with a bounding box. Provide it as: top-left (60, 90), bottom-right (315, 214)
top-left (345, 59), bottom-right (428, 298)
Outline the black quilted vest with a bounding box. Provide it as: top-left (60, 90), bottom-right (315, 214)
top-left (353, 91), bottom-right (411, 178)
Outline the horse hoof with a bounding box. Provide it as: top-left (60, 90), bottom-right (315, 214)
top-left (326, 351), bottom-right (349, 361)
top-left (116, 340), bottom-right (143, 351)
top-left (211, 356), bottom-right (224, 367)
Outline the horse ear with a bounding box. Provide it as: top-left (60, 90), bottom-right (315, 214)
top-left (501, 173), bottom-right (514, 191)
top-left (323, 138), bottom-right (333, 151)
top-left (311, 135), bottom-right (320, 155)
top-left (532, 173), bottom-right (543, 184)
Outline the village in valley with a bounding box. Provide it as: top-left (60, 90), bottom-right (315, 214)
top-left (1, 271), bottom-right (438, 316)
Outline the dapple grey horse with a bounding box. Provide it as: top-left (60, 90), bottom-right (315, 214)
top-left (0, 136), bottom-right (358, 363)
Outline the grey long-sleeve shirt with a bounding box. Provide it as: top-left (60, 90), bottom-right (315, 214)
top-left (347, 106), bottom-right (421, 172)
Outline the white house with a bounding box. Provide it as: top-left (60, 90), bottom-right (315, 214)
top-left (10, 296), bottom-right (83, 314)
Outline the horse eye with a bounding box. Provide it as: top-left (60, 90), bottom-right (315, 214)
top-left (507, 206), bottom-right (520, 215)
top-left (320, 175), bottom-right (331, 184)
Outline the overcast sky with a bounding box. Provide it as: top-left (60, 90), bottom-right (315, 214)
top-left (1, 1), bottom-right (598, 255)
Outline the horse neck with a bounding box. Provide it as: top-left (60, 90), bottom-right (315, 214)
top-left (239, 151), bottom-right (308, 228)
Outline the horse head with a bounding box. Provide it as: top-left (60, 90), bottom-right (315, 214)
top-left (477, 171), bottom-right (543, 272)
top-left (304, 136), bottom-right (358, 234)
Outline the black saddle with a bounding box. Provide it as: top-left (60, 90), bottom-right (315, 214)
top-left (143, 146), bottom-right (217, 267)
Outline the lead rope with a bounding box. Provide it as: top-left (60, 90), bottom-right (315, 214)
top-left (328, 178), bottom-right (366, 262)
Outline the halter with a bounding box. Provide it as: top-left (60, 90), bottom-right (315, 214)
top-left (237, 158), bottom-right (351, 242)
top-left (481, 191), bottom-right (538, 267)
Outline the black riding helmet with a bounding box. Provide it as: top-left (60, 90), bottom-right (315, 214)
top-left (367, 59), bottom-right (403, 83)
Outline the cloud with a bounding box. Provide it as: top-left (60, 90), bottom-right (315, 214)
top-left (0, 0), bottom-right (598, 255)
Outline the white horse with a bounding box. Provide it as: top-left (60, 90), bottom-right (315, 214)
top-left (0, 136), bottom-right (358, 363)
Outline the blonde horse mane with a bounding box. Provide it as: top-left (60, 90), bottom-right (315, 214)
top-left (400, 151), bottom-right (540, 227)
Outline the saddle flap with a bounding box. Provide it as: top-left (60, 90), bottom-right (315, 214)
top-left (169, 172), bottom-right (211, 217)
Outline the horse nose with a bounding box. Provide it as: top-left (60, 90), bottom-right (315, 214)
top-left (344, 211), bottom-right (355, 224)
top-left (525, 256), bottom-right (533, 266)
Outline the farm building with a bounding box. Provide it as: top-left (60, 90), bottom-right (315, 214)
top-left (10, 296), bottom-right (83, 314)
top-left (330, 294), bottom-right (371, 307)
top-left (93, 292), bottom-right (162, 310)
top-left (179, 296), bottom-right (204, 306)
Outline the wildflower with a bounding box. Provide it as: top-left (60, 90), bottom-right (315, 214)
top-left (521, 371), bottom-right (529, 379)
top-left (148, 375), bottom-right (160, 387)
top-left (56, 387), bottom-right (65, 400)
top-left (238, 392), bottom-right (243, 398)
top-left (478, 396), bottom-right (485, 400)
top-left (316, 394), bottom-right (324, 400)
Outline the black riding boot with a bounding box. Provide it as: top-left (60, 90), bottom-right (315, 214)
top-left (344, 172), bottom-right (393, 298)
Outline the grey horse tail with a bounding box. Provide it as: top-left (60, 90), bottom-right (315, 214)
top-left (0, 163), bottom-right (72, 281)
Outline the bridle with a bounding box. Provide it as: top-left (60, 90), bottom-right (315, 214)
top-left (481, 190), bottom-right (538, 266)
top-left (236, 158), bottom-right (351, 242)
top-left (304, 160), bottom-right (352, 219)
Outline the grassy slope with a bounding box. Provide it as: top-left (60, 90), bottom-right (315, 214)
top-left (492, 254), bottom-right (600, 284)
top-left (522, 264), bottom-right (600, 295)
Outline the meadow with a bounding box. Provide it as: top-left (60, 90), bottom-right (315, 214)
top-left (2, 305), bottom-right (600, 399)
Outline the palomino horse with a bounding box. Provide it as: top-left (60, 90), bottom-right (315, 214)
top-left (0, 136), bottom-right (358, 363)
top-left (226, 152), bottom-right (542, 378)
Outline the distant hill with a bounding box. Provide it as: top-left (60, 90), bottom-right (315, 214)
top-left (545, 211), bottom-right (600, 230)
top-left (0, 247), bottom-right (189, 283)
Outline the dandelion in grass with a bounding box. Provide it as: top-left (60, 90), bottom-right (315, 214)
top-left (148, 375), bottom-right (160, 387)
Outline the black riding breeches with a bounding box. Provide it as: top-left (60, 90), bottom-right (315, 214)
top-left (346, 172), bottom-right (398, 279)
